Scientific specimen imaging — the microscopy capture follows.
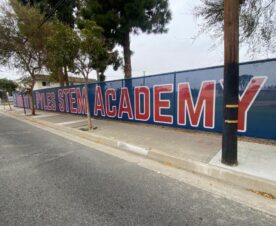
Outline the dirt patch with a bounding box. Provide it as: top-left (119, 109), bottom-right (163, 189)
top-left (246, 189), bottom-right (276, 199)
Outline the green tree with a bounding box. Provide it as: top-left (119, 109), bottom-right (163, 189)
top-left (0, 0), bottom-right (53, 115)
top-left (73, 19), bottom-right (117, 129)
top-left (0, 78), bottom-right (17, 98)
top-left (94, 50), bottom-right (122, 82)
top-left (46, 22), bottom-right (80, 86)
top-left (20, 0), bottom-right (122, 82)
top-left (19, 0), bottom-right (79, 85)
top-left (194, 0), bottom-right (276, 54)
top-left (19, 0), bottom-right (78, 27)
top-left (81, 0), bottom-right (172, 78)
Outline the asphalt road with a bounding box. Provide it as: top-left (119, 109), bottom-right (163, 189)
top-left (0, 114), bottom-right (275, 226)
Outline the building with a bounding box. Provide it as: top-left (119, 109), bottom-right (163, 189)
top-left (17, 75), bottom-right (96, 91)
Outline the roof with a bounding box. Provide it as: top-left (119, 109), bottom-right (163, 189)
top-left (18, 74), bottom-right (96, 84)
top-left (68, 76), bottom-right (96, 83)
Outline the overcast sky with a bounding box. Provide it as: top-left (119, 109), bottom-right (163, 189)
top-left (0, 0), bottom-right (274, 81)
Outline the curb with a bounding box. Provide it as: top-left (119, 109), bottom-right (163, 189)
top-left (2, 109), bottom-right (276, 197)
top-left (148, 149), bottom-right (276, 196)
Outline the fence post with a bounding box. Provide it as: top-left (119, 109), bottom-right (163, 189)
top-left (174, 72), bottom-right (177, 123)
top-left (21, 93), bottom-right (26, 115)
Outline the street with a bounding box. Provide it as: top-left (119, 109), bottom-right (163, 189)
top-left (0, 113), bottom-right (275, 226)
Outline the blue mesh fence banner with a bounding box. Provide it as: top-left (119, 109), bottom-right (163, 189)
top-left (14, 59), bottom-right (276, 140)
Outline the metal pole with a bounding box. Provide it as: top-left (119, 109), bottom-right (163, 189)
top-left (222, 0), bottom-right (240, 165)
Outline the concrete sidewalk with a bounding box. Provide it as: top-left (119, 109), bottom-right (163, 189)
top-left (1, 105), bottom-right (276, 198)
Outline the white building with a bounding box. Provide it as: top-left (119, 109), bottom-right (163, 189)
top-left (17, 75), bottom-right (96, 91)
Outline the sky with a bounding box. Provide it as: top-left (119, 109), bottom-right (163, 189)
top-left (0, 0), bottom-right (274, 81)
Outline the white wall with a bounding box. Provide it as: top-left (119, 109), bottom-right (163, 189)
top-left (33, 81), bottom-right (60, 90)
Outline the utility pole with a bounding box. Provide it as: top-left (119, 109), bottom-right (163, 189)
top-left (222, 0), bottom-right (240, 165)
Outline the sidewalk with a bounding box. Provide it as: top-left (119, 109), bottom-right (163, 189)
top-left (1, 105), bottom-right (276, 198)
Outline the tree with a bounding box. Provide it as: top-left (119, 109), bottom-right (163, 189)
top-left (19, 0), bottom-right (78, 27)
top-left (21, 0), bottom-right (122, 82)
top-left (93, 48), bottom-right (122, 82)
top-left (0, 0), bottom-right (53, 115)
top-left (0, 78), bottom-right (17, 98)
top-left (194, 0), bottom-right (276, 54)
top-left (46, 22), bottom-right (80, 86)
top-left (81, 0), bottom-right (172, 79)
top-left (19, 0), bottom-right (79, 85)
top-left (73, 20), bottom-right (113, 129)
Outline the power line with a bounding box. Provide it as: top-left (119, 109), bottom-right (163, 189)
top-left (38, 0), bottom-right (66, 28)
top-left (22, 0), bottom-right (67, 44)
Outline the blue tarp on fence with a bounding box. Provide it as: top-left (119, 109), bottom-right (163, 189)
top-left (14, 59), bottom-right (276, 140)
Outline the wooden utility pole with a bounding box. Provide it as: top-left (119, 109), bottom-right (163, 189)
top-left (222, 0), bottom-right (240, 165)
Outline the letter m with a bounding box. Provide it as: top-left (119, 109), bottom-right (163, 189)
top-left (177, 80), bottom-right (216, 128)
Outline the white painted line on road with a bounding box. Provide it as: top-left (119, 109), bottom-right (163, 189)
top-left (57, 119), bottom-right (86, 126)
top-left (117, 141), bottom-right (149, 156)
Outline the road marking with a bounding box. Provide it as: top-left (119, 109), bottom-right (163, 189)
top-left (57, 119), bottom-right (86, 126)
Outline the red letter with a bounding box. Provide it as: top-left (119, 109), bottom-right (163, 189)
top-left (51, 93), bottom-right (56, 111)
top-left (134, 86), bottom-right (150, 121)
top-left (118, 87), bottom-right (133, 119)
top-left (177, 81), bottom-right (216, 128)
top-left (25, 96), bottom-right (29, 108)
top-left (63, 89), bottom-right (70, 112)
top-left (105, 89), bottom-right (117, 117)
top-left (46, 93), bottom-right (52, 111)
top-left (24, 95), bottom-right (30, 109)
top-left (76, 87), bottom-right (87, 114)
top-left (220, 76), bottom-right (267, 132)
top-left (153, 84), bottom-right (173, 124)
top-left (58, 89), bottom-right (64, 112)
top-left (36, 92), bottom-right (44, 110)
top-left (69, 88), bottom-right (77, 114)
top-left (94, 86), bottom-right (105, 116)
top-left (17, 95), bottom-right (22, 107)
top-left (238, 76), bottom-right (267, 132)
